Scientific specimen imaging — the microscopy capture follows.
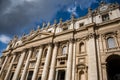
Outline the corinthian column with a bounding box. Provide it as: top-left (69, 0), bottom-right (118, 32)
top-left (12, 50), bottom-right (26, 80)
top-left (32, 46), bottom-right (43, 80)
top-left (48, 43), bottom-right (58, 80)
top-left (20, 48), bottom-right (32, 80)
top-left (0, 55), bottom-right (8, 75)
top-left (72, 41), bottom-right (76, 80)
top-left (66, 39), bottom-right (73, 80)
top-left (4, 55), bottom-right (16, 80)
top-left (41, 43), bottom-right (52, 80)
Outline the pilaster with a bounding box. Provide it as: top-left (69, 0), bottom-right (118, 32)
top-left (65, 38), bottom-right (74, 80)
top-left (48, 43), bottom-right (58, 80)
top-left (12, 50), bottom-right (26, 80)
top-left (20, 48), bottom-right (33, 80)
top-left (4, 54), bottom-right (16, 80)
top-left (72, 40), bottom-right (76, 80)
top-left (41, 43), bottom-right (53, 80)
top-left (86, 32), bottom-right (99, 80)
top-left (0, 55), bottom-right (8, 75)
top-left (32, 46), bottom-right (43, 80)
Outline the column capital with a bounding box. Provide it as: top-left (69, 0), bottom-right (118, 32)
top-left (29, 47), bottom-right (34, 51)
top-left (69, 38), bottom-right (74, 43)
top-left (23, 48), bottom-right (28, 52)
top-left (54, 42), bottom-right (59, 46)
top-left (14, 52), bottom-right (18, 55)
top-left (87, 32), bottom-right (96, 39)
top-left (39, 44), bottom-right (44, 48)
top-left (48, 43), bottom-right (53, 47)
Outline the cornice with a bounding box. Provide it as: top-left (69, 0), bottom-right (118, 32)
top-left (76, 23), bottom-right (96, 32)
top-left (77, 15), bottom-right (88, 21)
top-left (23, 31), bottom-right (53, 42)
top-left (24, 34), bottom-right (53, 45)
top-left (96, 17), bottom-right (120, 27)
top-left (55, 29), bottom-right (74, 36)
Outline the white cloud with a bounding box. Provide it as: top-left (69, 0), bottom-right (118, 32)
top-left (67, 6), bottom-right (78, 16)
top-left (0, 35), bottom-right (11, 44)
top-left (76, 0), bottom-right (97, 9)
top-left (0, 0), bottom-right (98, 35)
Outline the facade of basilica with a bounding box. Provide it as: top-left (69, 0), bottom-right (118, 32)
top-left (0, 2), bottom-right (120, 80)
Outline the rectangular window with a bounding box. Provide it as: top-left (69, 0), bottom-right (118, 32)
top-left (79, 23), bottom-right (84, 27)
top-left (27, 71), bottom-right (33, 80)
top-left (57, 70), bottom-right (65, 80)
top-left (107, 37), bottom-right (116, 48)
top-left (38, 76), bottom-right (41, 80)
top-left (63, 27), bottom-right (68, 31)
top-left (10, 72), bottom-right (14, 80)
top-left (102, 14), bottom-right (109, 21)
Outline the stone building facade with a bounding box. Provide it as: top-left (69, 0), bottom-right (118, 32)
top-left (0, 2), bottom-right (120, 80)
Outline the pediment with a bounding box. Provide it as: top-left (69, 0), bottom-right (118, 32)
top-left (25, 31), bottom-right (53, 42)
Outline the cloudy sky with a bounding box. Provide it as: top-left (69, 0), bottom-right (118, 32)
top-left (0, 0), bottom-right (120, 55)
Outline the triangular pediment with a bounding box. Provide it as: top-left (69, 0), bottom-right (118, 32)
top-left (25, 31), bottom-right (53, 42)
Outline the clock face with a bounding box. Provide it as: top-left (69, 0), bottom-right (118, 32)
top-left (100, 5), bottom-right (108, 12)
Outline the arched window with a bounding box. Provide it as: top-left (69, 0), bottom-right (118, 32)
top-left (79, 43), bottom-right (85, 53)
top-left (107, 37), bottom-right (116, 48)
top-left (62, 46), bottom-right (67, 55)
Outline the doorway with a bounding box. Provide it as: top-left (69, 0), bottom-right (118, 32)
top-left (106, 55), bottom-right (120, 80)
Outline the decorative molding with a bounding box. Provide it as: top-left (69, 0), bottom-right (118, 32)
top-left (69, 38), bottom-right (75, 43)
top-left (102, 31), bottom-right (118, 39)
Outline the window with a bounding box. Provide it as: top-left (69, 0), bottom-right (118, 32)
top-left (27, 71), bottom-right (33, 80)
top-left (102, 14), bottom-right (109, 21)
top-left (79, 43), bottom-right (85, 53)
top-left (62, 46), bottom-right (67, 55)
top-left (79, 23), bottom-right (84, 27)
top-left (63, 27), bottom-right (68, 31)
top-left (38, 76), bottom-right (41, 80)
top-left (10, 72), bottom-right (14, 80)
top-left (43, 49), bottom-right (48, 57)
top-left (57, 70), bottom-right (65, 80)
top-left (107, 37), bottom-right (116, 48)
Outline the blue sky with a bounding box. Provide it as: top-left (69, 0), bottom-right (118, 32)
top-left (0, 0), bottom-right (120, 56)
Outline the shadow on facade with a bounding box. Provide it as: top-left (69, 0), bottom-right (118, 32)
top-left (106, 54), bottom-right (120, 80)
